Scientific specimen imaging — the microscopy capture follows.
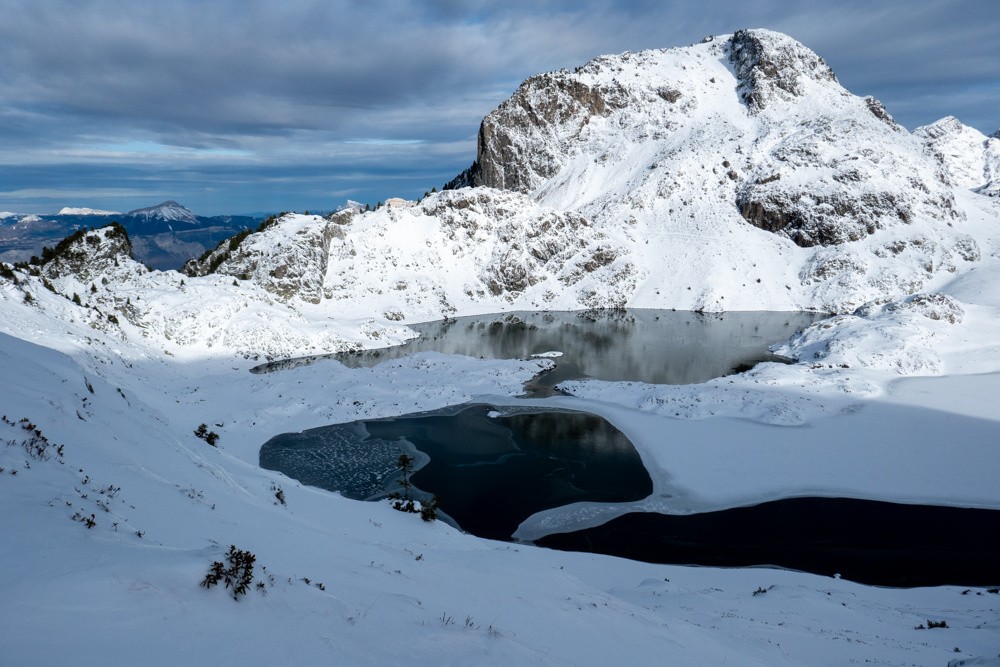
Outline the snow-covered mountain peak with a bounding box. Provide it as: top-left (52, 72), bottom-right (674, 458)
top-left (431, 29), bottom-right (995, 312)
top-left (125, 200), bottom-right (198, 224)
top-left (915, 116), bottom-right (1000, 196)
top-left (915, 115), bottom-right (964, 139)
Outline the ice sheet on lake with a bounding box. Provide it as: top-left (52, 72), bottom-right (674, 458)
top-left (260, 423), bottom-right (422, 501)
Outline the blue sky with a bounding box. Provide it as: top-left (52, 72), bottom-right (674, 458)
top-left (1, 0), bottom-right (997, 215)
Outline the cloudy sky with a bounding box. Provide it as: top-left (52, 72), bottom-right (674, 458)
top-left (1, 0), bottom-right (997, 215)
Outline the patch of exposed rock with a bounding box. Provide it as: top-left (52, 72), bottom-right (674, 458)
top-left (184, 214), bottom-right (345, 303)
top-left (448, 73), bottom-right (632, 193)
top-left (735, 116), bottom-right (962, 247)
top-left (863, 96), bottom-right (903, 131)
top-left (422, 189), bottom-right (630, 303)
top-left (38, 224), bottom-right (137, 283)
top-left (728, 29), bottom-right (838, 111)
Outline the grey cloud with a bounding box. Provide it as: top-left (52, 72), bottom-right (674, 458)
top-left (0, 0), bottom-right (996, 213)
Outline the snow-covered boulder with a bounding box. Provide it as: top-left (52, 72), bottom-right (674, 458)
top-left (776, 292), bottom-right (965, 374)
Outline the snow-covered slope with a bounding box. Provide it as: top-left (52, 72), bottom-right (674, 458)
top-left (915, 115), bottom-right (1000, 197)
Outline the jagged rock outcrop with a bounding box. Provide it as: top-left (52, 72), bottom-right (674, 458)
top-left (863, 96), bottom-right (903, 131)
top-left (449, 74), bottom-right (632, 193)
top-left (184, 214), bottom-right (344, 303)
top-left (728, 29), bottom-right (838, 111)
top-left (38, 224), bottom-right (137, 283)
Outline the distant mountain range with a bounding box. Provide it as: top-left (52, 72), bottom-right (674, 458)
top-left (0, 200), bottom-right (268, 269)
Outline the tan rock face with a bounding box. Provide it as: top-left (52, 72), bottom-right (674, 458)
top-left (458, 75), bottom-right (630, 193)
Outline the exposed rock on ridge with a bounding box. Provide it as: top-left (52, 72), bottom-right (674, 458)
top-left (728, 28), bottom-right (839, 111)
top-left (38, 224), bottom-right (136, 283)
top-left (185, 213), bottom-right (345, 303)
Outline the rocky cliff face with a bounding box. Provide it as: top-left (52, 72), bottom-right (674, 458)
top-left (448, 74), bottom-right (632, 193)
top-left (728, 29), bottom-right (839, 111)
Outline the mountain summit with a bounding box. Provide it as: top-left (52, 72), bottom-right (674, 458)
top-left (125, 200), bottom-right (199, 224)
top-left (915, 116), bottom-right (1000, 197)
top-left (450, 29), bottom-right (959, 247)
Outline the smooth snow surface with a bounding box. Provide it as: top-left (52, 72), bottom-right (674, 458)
top-left (2, 29), bottom-right (1000, 666)
top-left (57, 207), bottom-right (120, 216)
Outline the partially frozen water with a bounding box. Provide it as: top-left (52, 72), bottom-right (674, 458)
top-left (260, 404), bottom-right (653, 539)
top-left (252, 309), bottom-right (824, 393)
top-left (259, 421), bottom-right (420, 501)
top-left (260, 308), bottom-right (1000, 586)
top-left (263, 405), bottom-right (1000, 586)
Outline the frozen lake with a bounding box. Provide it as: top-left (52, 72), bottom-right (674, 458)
top-left (258, 308), bottom-right (1000, 586)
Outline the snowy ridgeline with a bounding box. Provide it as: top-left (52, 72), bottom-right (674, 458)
top-left (1, 29), bottom-right (1000, 665)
